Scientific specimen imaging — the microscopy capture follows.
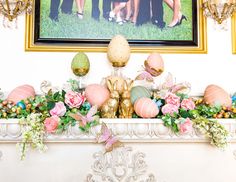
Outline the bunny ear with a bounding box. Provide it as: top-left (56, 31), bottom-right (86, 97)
top-left (113, 80), bottom-right (118, 91)
top-left (129, 80), bottom-right (134, 89)
top-left (123, 80), bottom-right (128, 91)
top-left (106, 79), bottom-right (112, 91)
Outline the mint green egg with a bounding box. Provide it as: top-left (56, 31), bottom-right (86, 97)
top-left (130, 86), bottom-right (152, 104)
top-left (71, 52), bottom-right (90, 76)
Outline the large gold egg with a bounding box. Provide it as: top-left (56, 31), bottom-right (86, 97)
top-left (71, 52), bottom-right (90, 76)
top-left (107, 35), bottom-right (131, 67)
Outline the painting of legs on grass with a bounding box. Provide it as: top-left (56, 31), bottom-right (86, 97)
top-left (39, 0), bottom-right (194, 42)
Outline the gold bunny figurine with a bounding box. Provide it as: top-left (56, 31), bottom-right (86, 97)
top-left (119, 80), bottom-right (134, 118)
top-left (101, 79), bottom-right (120, 118)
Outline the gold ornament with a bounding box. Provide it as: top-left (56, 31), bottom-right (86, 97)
top-left (119, 80), bottom-right (134, 118)
top-left (101, 79), bottom-right (120, 118)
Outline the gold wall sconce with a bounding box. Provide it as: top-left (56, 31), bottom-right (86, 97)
top-left (0, 0), bottom-right (33, 27)
top-left (202, 0), bottom-right (236, 25)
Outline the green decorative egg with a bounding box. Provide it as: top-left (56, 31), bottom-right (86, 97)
top-left (130, 86), bottom-right (152, 104)
top-left (71, 52), bottom-right (90, 76)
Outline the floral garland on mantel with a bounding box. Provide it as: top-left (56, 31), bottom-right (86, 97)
top-left (0, 75), bottom-right (233, 160)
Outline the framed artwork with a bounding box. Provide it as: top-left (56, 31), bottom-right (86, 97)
top-left (25, 0), bottom-right (207, 53)
top-left (232, 13), bottom-right (236, 54)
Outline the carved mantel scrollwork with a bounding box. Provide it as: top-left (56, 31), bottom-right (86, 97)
top-left (0, 119), bottom-right (236, 143)
top-left (86, 146), bottom-right (156, 182)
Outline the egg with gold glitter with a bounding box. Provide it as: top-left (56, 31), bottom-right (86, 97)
top-left (107, 35), bottom-right (130, 67)
top-left (144, 53), bottom-right (164, 77)
top-left (71, 52), bottom-right (90, 76)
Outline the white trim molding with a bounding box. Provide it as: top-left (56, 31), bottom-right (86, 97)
top-left (0, 119), bottom-right (236, 143)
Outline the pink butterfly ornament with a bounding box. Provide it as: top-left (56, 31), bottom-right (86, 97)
top-left (69, 105), bottom-right (99, 127)
top-left (97, 123), bottom-right (123, 152)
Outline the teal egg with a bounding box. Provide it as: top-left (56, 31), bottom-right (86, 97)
top-left (130, 86), bottom-right (152, 104)
top-left (16, 101), bottom-right (26, 109)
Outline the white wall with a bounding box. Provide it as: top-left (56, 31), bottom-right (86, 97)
top-left (0, 16), bottom-right (235, 95)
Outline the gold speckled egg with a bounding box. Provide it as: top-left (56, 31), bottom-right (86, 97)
top-left (107, 35), bottom-right (131, 67)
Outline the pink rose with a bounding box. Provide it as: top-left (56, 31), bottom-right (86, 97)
top-left (164, 92), bottom-right (180, 107)
top-left (50, 101), bottom-right (66, 116)
top-left (44, 116), bottom-right (59, 133)
top-left (161, 104), bottom-right (179, 116)
top-left (65, 91), bottom-right (85, 108)
top-left (181, 98), bottom-right (195, 110)
top-left (179, 118), bottom-right (192, 134)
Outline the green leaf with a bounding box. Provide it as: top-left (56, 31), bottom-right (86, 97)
top-left (47, 101), bottom-right (55, 110)
top-left (179, 109), bottom-right (190, 118)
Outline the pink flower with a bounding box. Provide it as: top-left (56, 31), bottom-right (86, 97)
top-left (65, 91), bottom-right (85, 108)
top-left (50, 101), bottom-right (66, 116)
top-left (161, 104), bottom-right (179, 116)
top-left (164, 92), bottom-right (180, 107)
top-left (44, 116), bottom-right (59, 133)
top-left (179, 118), bottom-right (193, 134)
top-left (181, 98), bottom-right (195, 110)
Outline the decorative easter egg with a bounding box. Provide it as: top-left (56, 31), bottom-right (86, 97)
top-left (16, 101), bottom-right (26, 110)
top-left (71, 52), bottom-right (90, 76)
top-left (144, 53), bottom-right (164, 77)
top-left (203, 84), bottom-right (232, 107)
top-left (134, 97), bottom-right (159, 118)
top-left (7, 85), bottom-right (35, 104)
top-left (107, 35), bottom-right (130, 67)
top-left (85, 84), bottom-right (110, 108)
top-left (130, 86), bottom-right (152, 104)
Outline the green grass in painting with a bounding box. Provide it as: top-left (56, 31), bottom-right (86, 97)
top-left (40, 0), bottom-right (192, 40)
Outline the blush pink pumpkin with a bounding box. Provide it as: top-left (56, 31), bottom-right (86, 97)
top-left (203, 84), bottom-right (232, 108)
top-left (7, 84), bottom-right (36, 104)
top-left (134, 97), bottom-right (159, 118)
top-left (85, 84), bottom-right (110, 108)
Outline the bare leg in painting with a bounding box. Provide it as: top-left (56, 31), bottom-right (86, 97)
top-left (76, 0), bottom-right (86, 19)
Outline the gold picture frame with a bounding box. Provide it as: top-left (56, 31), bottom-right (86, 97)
top-left (232, 13), bottom-right (236, 54)
top-left (25, 0), bottom-right (207, 53)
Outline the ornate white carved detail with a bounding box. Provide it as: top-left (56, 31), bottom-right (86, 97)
top-left (0, 150), bottom-right (2, 160)
top-left (0, 119), bottom-right (236, 143)
top-left (233, 150), bottom-right (236, 160)
top-left (86, 146), bottom-right (156, 182)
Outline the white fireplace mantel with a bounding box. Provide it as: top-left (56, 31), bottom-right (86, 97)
top-left (1, 119), bottom-right (236, 143)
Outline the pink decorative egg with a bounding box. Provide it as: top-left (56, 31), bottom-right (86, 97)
top-left (7, 84), bottom-right (36, 104)
top-left (144, 53), bottom-right (164, 77)
top-left (203, 84), bottom-right (232, 108)
top-left (85, 84), bottom-right (110, 108)
top-left (134, 97), bottom-right (159, 118)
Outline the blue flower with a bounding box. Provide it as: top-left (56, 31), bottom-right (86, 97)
top-left (153, 99), bottom-right (163, 109)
